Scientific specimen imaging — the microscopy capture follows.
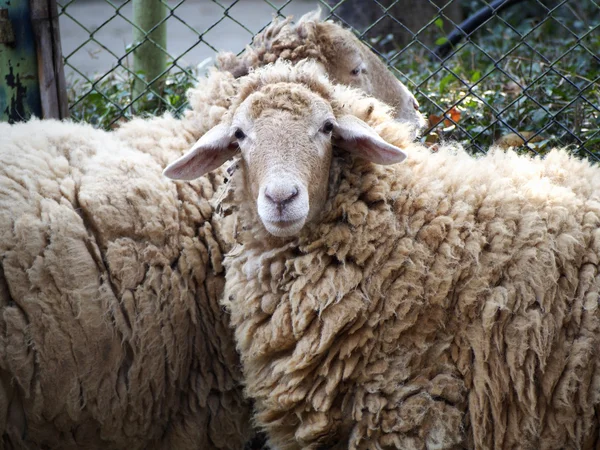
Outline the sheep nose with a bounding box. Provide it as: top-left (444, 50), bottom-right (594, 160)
top-left (265, 184), bottom-right (299, 211)
top-left (412, 97), bottom-right (420, 111)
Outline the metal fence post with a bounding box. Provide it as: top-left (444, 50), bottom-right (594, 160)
top-left (0, 0), bottom-right (42, 123)
top-left (132, 0), bottom-right (167, 104)
top-left (30, 0), bottom-right (69, 120)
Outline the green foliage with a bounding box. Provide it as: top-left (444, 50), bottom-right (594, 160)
top-left (382, 1), bottom-right (600, 157)
top-left (67, 66), bottom-right (199, 129)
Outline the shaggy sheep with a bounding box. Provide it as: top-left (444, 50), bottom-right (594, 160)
top-left (0, 120), bottom-right (252, 449)
top-left (165, 60), bottom-right (600, 450)
top-left (217, 9), bottom-right (425, 130)
top-left (0, 12), bottom-right (426, 447)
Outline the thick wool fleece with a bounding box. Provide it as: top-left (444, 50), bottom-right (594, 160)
top-left (223, 138), bottom-right (600, 447)
top-left (0, 119), bottom-right (252, 449)
top-left (216, 11), bottom-right (325, 78)
top-left (114, 68), bottom-right (241, 250)
top-left (115, 68), bottom-right (238, 167)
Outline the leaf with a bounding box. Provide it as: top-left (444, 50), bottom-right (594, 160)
top-left (425, 132), bottom-right (440, 146)
top-left (439, 73), bottom-right (456, 93)
top-left (429, 114), bottom-right (443, 127)
top-left (429, 107), bottom-right (462, 128)
top-left (531, 109), bottom-right (547, 124)
top-left (435, 37), bottom-right (448, 46)
top-left (434, 18), bottom-right (444, 30)
top-left (445, 107), bottom-right (462, 126)
top-left (471, 70), bottom-right (481, 83)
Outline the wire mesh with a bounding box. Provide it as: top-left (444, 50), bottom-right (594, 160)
top-left (58, 0), bottom-right (600, 156)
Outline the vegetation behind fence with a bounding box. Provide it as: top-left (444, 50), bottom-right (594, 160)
top-left (58, 0), bottom-right (600, 158)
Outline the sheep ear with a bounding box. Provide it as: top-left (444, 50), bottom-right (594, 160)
top-left (163, 124), bottom-right (238, 180)
top-left (334, 115), bottom-right (407, 165)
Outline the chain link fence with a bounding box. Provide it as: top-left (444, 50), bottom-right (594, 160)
top-left (58, 0), bottom-right (600, 157)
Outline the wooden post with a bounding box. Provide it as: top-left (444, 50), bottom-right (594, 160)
top-left (0, 0), bottom-right (43, 123)
top-left (29, 0), bottom-right (69, 119)
top-left (132, 0), bottom-right (167, 105)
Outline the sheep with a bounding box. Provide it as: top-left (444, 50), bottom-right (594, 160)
top-left (0, 10), bottom-right (425, 449)
top-left (0, 119), bottom-right (253, 449)
top-left (164, 60), bottom-right (600, 450)
top-left (216, 9), bottom-right (426, 130)
top-left (113, 9), bottom-right (425, 258)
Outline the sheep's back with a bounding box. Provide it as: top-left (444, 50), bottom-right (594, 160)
top-left (0, 120), bottom-right (251, 450)
top-left (396, 147), bottom-right (600, 449)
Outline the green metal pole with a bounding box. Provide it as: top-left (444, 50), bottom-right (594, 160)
top-left (132, 0), bottom-right (167, 107)
top-left (0, 0), bottom-right (42, 123)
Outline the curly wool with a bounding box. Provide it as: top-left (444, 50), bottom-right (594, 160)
top-left (113, 68), bottom-right (242, 249)
top-left (221, 84), bottom-right (600, 448)
top-left (217, 10), bottom-right (325, 78)
top-left (115, 68), bottom-right (239, 167)
top-left (0, 118), bottom-right (252, 449)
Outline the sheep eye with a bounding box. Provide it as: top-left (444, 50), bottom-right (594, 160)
top-left (234, 129), bottom-right (246, 140)
top-left (321, 121), bottom-right (334, 134)
top-left (351, 62), bottom-right (367, 76)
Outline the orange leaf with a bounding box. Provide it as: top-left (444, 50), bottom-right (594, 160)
top-left (429, 107), bottom-right (461, 128)
top-left (444, 107), bottom-right (461, 127)
top-left (429, 114), bottom-right (443, 127)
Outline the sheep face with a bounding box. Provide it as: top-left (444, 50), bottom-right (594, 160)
top-left (235, 85), bottom-right (334, 237)
top-left (164, 82), bottom-right (407, 238)
top-left (317, 21), bottom-right (426, 129)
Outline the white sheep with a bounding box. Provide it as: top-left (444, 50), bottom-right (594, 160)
top-left (0, 11), bottom-right (426, 449)
top-left (115, 8), bottom-right (426, 171)
top-left (165, 60), bottom-right (600, 450)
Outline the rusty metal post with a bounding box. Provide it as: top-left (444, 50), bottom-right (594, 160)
top-left (0, 0), bottom-right (42, 123)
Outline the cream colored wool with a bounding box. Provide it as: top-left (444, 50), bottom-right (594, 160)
top-left (201, 65), bottom-right (600, 449)
top-left (113, 69), bottom-right (242, 251)
top-left (0, 119), bottom-right (252, 449)
top-left (0, 44), bottom-right (421, 449)
top-left (114, 68), bottom-right (239, 169)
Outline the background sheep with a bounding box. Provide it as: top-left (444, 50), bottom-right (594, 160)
top-left (165, 60), bottom-right (600, 450)
top-left (0, 9), bottom-right (425, 449)
top-left (216, 9), bottom-right (425, 130)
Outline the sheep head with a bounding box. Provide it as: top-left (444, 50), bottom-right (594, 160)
top-left (313, 19), bottom-right (424, 128)
top-left (164, 62), bottom-right (407, 238)
top-left (216, 10), bottom-right (426, 133)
